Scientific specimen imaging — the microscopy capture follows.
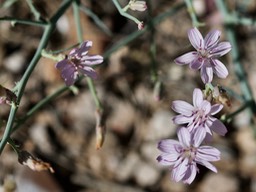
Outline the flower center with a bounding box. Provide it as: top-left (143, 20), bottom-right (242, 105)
top-left (182, 146), bottom-right (197, 163)
top-left (199, 49), bottom-right (210, 58)
top-left (193, 109), bottom-right (207, 127)
top-left (69, 56), bottom-right (80, 65)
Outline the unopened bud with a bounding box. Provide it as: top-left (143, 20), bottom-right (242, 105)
top-left (95, 110), bottom-right (106, 149)
top-left (138, 21), bottom-right (144, 30)
top-left (153, 80), bottom-right (162, 101)
top-left (96, 125), bottom-right (106, 150)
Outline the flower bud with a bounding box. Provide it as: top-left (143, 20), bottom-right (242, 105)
top-left (129, 1), bottom-right (147, 11)
top-left (138, 21), bottom-right (144, 30)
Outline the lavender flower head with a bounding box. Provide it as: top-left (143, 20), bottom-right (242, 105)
top-left (157, 127), bottom-right (220, 184)
top-left (175, 27), bottom-right (231, 83)
top-left (172, 88), bottom-right (227, 138)
top-left (56, 41), bottom-right (103, 86)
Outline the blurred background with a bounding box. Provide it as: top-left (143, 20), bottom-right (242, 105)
top-left (1, 0), bottom-right (256, 191)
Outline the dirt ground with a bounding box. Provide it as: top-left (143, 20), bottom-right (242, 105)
top-left (1, 0), bottom-right (256, 191)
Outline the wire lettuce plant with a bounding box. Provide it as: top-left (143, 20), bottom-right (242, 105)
top-left (0, 0), bottom-right (148, 171)
top-left (1, 0), bottom-right (254, 187)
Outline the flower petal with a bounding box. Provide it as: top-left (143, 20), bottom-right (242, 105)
top-left (188, 27), bottom-right (204, 50)
top-left (197, 146), bottom-right (221, 161)
top-left (204, 29), bottom-right (221, 49)
top-left (55, 59), bottom-right (69, 70)
top-left (192, 128), bottom-right (206, 147)
top-left (177, 127), bottom-right (191, 148)
top-left (79, 67), bottom-right (98, 79)
top-left (209, 119), bottom-right (227, 136)
top-left (210, 41), bottom-right (231, 57)
top-left (211, 59), bottom-right (229, 78)
top-left (56, 60), bottom-right (78, 86)
top-left (73, 41), bottom-right (93, 57)
top-left (193, 88), bottom-right (203, 108)
top-left (210, 104), bottom-right (223, 115)
top-left (200, 100), bottom-right (211, 114)
top-left (172, 101), bottom-right (194, 116)
top-left (80, 55), bottom-right (104, 65)
top-left (157, 139), bottom-right (181, 153)
top-left (182, 163), bottom-right (197, 184)
top-left (157, 153), bottom-right (179, 166)
top-left (200, 65), bottom-right (213, 83)
top-left (174, 51), bottom-right (198, 65)
top-left (197, 160), bottom-right (217, 173)
top-left (204, 132), bottom-right (213, 143)
top-left (172, 158), bottom-right (188, 182)
top-left (189, 57), bottom-right (204, 70)
top-left (173, 115), bottom-right (193, 125)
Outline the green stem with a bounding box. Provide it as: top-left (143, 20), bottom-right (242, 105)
top-left (146, 0), bottom-right (158, 83)
top-left (0, 17), bottom-right (47, 27)
top-left (0, 103), bottom-right (17, 154)
top-left (216, 0), bottom-right (256, 103)
top-left (216, 0), bottom-right (256, 124)
top-left (79, 5), bottom-right (112, 36)
top-left (73, 0), bottom-right (103, 110)
top-left (7, 138), bottom-right (19, 155)
top-left (0, 0), bottom-right (73, 155)
top-left (112, 0), bottom-right (141, 25)
top-left (12, 86), bottom-right (69, 133)
top-left (123, 4), bottom-right (130, 12)
top-left (184, 0), bottom-right (205, 27)
top-left (41, 49), bottom-right (65, 62)
top-left (104, 2), bottom-right (185, 58)
top-left (26, 0), bottom-right (41, 21)
top-left (221, 102), bottom-right (249, 123)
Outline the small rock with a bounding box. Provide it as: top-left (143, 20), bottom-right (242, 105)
top-left (144, 110), bottom-right (176, 141)
top-left (29, 123), bottom-right (53, 155)
top-left (4, 52), bottom-right (25, 73)
top-left (16, 167), bottom-right (61, 192)
top-left (133, 161), bottom-right (160, 187)
top-left (56, 15), bottom-right (70, 35)
top-left (235, 127), bottom-right (256, 155)
top-left (141, 142), bottom-right (161, 164)
top-left (107, 98), bottom-right (137, 134)
top-left (198, 173), bottom-right (238, 192)
top-left (115, 152), bottom-right (140, 181)
top-left (233, 110), bottom-right (251, 128)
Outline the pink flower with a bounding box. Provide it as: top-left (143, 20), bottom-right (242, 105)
top-left (56, 41), bottom-right (103, 86)
top-left (157, 127), bottom-right (220, 184)
top-left (174, 28), bottom-right (231, 83)
top-left (172, 88), bottom-right (227, 137)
